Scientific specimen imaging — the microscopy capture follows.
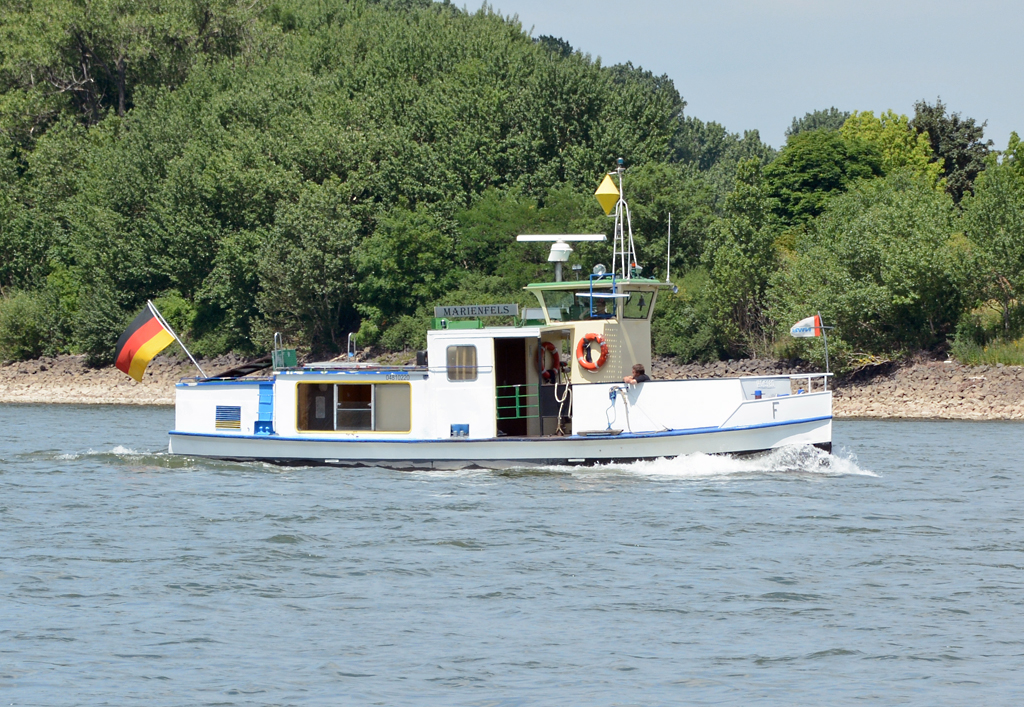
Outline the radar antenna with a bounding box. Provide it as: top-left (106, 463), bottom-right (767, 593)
top-left (516, 234), bottom-right (606, 282)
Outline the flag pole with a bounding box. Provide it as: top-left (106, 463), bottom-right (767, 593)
top-left (148, 300), bottom-right (207, 378)
top-left (818, 310), bottom-right (829, 375)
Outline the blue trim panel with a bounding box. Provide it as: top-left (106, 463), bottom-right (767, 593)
top-left (176, 380), bottom-right (264, 388)
top-left (170, 415), bottom-right (832, 443)
top-left (177, 371), bottom-right (428, 388)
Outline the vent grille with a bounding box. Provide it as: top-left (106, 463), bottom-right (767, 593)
top-left (215, 405), bottom-right (242, 430)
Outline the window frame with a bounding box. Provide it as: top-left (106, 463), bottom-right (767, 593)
top-left (446, 345), bottom-right (478, 381)
top-left (296, 382), bottom-right (412, 433)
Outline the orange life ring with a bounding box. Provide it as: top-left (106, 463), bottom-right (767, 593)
top-left (576, 333), bottom-right (609, 371)
top-left (538, 341), bottom-right (561, 381)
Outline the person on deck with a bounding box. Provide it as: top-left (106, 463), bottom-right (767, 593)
top-left (623, 364), bottom-right (650, 385)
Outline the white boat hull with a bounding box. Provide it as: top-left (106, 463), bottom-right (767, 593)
top-left (168, 415), bottom-right (832, 469)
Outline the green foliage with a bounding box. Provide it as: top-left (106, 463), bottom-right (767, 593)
top-left (455, 185), bottom-right (606, 288)
top-left (1005, 132), bottom-right (1024, 175)
top-left (703, 160), bottom-right (780, 357)
top-left (786, 108), bottom-right (850, 137)
top-left (621, 161), bottom-right (716, 276)
top-left (192, 230), bottom-right (263, 356)
top-left (535, 35), bottom-right (573, 58)
top-left (911, 98), bottom-right (992, 203)
top-left (0, 288), bottom-right (69, 360)
top-left (0, 0), bottom-right (256, 135)
top-left (961, 154), bottom-right (1024, 335)
top-left (0, 0), bottom-right (1018, 368)
top-left (74, 281), bottom-right (129, 366)
top-left (651, 268), bottom-right (718, 362)
top-left (840, 110), bottom-right (942, 185)
top-left (950, 337), bottom-right (1024, 367)
top-left (770, 172), bottom-right (972, 366)
top-left (257, 179), bottom-right (359, 355)
top-left (670, 117), bottom-right (776, 205)
top-left (356, 204), bottom-right (457, 325)
top-left (150, 290), bottom-right (194, 342)
top-left (764, 129), bottom-right (883, 227)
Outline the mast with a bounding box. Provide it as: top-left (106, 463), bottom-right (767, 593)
top-left (611, 158), bottom-right (638, 280)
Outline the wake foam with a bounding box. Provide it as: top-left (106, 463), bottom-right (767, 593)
top-left (565, 445), bottom-right (874, 480)
top-left (53, 445), bottom-right (144, 461)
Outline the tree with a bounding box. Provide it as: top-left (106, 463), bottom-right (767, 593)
top-left (962, 154), bottom-right (1024, 334)
top-left (535, 35), bottom-right (573, 58)
top-left (786, 108), bottom-right (850, 137)
top-left (911, 98), bottom-right (992, 203)
top-left (764, 129), bottom-right (882, 226)
top-left (614, 161), bottom-right (716, 276)
top-left (257, 180), bottom-right (361, 354)
top-left (771, 172), bottom-right (972, 363)
top-left (840, 110), bottom-right (942, 185)
top-left (1004, 131), bottom-right (1024, 176)
top-left (704, 159), bottom-right (780, 357)
top-left (355, 204), bottom-right (458, 333)
top-left (596, 62), bottom-right (685, 169)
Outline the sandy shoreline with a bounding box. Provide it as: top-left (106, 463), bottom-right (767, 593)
top-left (2, 353), bottom-right (1023, 420)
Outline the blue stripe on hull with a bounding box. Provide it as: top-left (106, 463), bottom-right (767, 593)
top-left (170, 415), bottom-right (832, 444)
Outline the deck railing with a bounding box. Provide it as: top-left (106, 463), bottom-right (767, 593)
top-left (495, 384), bottom-right (540, 420)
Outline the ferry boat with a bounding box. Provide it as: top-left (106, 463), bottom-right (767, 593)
top-left (168, 164), bottom-right (832, 468)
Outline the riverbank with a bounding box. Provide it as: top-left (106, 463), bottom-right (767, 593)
top-left (1, 353), bottom-right (1023, 419)
top-left (650, 355), bottom-right (1024, 420)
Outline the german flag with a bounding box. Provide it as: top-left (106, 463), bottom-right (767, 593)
top-left (114, 303), bottom-right (176, 382)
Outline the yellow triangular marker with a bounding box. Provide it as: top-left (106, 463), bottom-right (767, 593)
top-left (595, 174), bottom-right (620, 215)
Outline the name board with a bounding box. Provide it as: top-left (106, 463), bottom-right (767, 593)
top-left (433, 304), bottom-right (519, 318)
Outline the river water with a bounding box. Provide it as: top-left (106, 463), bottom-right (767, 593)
top-left (1, 404), bottom-right (1022, 705)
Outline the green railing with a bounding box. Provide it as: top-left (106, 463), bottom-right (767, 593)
top-left (495, 384), bottom-right (540, 420)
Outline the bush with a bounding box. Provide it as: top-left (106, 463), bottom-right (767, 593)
top-left (951, 338), bottom-right (1024, 366)
top-left (0, 288), bottom-right (71, 361)
top-left (75, 285), bottom-right (129, 366)
top-left (380, 314), bottom-right (428, 351)
top-left (651, 269), bottom-right (720, 362)
top-left (0, 291), bottom-right (49, 360)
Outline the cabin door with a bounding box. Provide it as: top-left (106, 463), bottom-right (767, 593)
top-left (493, 337), bottom-right (529, 437)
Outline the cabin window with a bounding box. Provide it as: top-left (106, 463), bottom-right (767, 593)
top-left (621, 291), bottom-right (652, 319)
top-left (297, 383), bottom-right (334, 431)
top-left (446, 345), bottom-right (478, 381)
top-left (375, 383), bottom-right (411, 432)
top-left (337, 384), bottom-right (372, 430)
top-left (297, 383), bottom-right (411, 432)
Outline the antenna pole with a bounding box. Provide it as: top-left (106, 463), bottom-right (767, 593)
top-left (818, 310), bottom-right (830, 375)
top-left (666, 212), bottom-right (671, 283)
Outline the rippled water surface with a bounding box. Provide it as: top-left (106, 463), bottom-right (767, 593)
top-left (2, 404), bottom-right (1023, 705)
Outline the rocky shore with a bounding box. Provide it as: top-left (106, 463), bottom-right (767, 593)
top-left (0, 354), bottom-right (244, 406)
top-left (1, 353), bottom-right (1023, 420)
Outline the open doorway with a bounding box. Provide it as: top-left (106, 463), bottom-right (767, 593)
top-left (493, 338), bottom-right (528, 437)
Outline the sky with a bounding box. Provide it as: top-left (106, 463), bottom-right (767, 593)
top-left (476, 0), bottom-right (1023, 149)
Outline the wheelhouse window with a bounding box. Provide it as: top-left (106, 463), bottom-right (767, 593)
top-left (539, 290), bottom-right (575, 322)
top-left (297, 383), bottom-right (411, 432)
top-left (621, 290), bottom-right (653, 319)
top-left (446, 345), bottom-right (478, 381)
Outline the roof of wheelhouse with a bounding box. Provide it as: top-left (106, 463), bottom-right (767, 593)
top-left (524, 277), bottom-right (671, 291)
